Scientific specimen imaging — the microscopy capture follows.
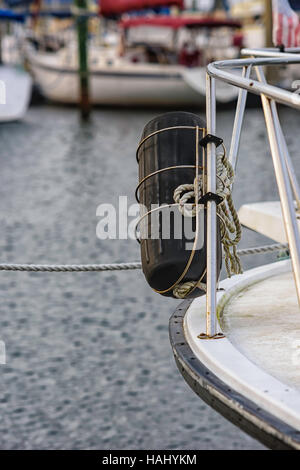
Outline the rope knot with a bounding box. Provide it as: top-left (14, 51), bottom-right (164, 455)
top-left (172, 145), bottom-right (243, 299)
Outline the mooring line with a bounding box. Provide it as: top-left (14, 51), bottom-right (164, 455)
top-left (0, 243), bottom-right (288, 272)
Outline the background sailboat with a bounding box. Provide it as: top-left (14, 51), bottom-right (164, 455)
top-left (0, 9), bottom-right (32, 121)
top-left (24, 0), bottom-right (241, 105)
top-left (100, 0), bottom-right (183, 16)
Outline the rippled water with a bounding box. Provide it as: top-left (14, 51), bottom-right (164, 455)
top-left (0, 104), bottom-right (298, 450)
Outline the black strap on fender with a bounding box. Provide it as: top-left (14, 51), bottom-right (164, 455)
top-left (199, 133), bottom-right (223, 149)
top-left (199, 191), bottom-right (223, 205)
top-left (198, 133), bottom-right (224, 206)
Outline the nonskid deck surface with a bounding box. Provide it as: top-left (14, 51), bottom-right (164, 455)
top-left (220, 270), bottom-right (300, 391)
top-left (238, 201), bottom-right (299, 243)
top-left (180, 260), bottom-right (300, 440)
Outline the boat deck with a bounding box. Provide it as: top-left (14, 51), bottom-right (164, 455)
top-left (221, 270), bottom-right (300, 392)
top-left (238, 201), bottom-right (300, 243)
top-left (170, 260), bottom-right (300, 449)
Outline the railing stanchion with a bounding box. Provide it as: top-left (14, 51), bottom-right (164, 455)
top-left (255, 66), bottom-right (300, 209)
top-left (260, 93), bottom-right (300, 306)
top-left (228, 66), bottom-right (251, 172)
top-left (205, 74), bottom-right (218, 337)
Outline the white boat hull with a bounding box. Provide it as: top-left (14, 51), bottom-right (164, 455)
top-left (0, 66), bottom-right (32, 122)
top-left (27, 51), bottom-right (238, 106)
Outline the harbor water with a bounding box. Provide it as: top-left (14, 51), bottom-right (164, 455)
top-left (0, 103), bottom-right (299, 450)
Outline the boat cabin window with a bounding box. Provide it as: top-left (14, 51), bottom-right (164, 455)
top-left (121, 24), bottom-right (242, 67)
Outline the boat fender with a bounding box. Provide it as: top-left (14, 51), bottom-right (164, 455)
top-left (136, 111), bottom-right (222, 299)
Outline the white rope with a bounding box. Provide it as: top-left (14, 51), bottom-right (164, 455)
top-left (172, 146), bottom-right (256, 298)
top-left (0, 262), bottom-right (142, 272)
top-left (0, 243), bottom-right (288, 273)
top-left (172, 242), bottom-right (290, 298)
top-left (237, 243), bottom-right (289, 257)
top-left (173, 280), bottom-right (207, 299)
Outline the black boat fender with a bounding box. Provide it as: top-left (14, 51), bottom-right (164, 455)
top-left (136, 111), bottom-right (222, 299)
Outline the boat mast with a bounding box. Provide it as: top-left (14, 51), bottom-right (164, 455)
top-left (264, 0), bottom-right (273, 47)
top-left (74, 0), bottom-right (90, 120)
top-left (264, 0), bottom-right (278, 82)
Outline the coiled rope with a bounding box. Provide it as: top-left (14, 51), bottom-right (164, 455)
top-left (0, 242), bottom-right (289, 272)
top-left (173, 146), bottom-right (242, 298)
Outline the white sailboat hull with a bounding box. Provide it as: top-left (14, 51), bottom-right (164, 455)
top-left (27, 50), bottom-right (238, 106)
top-left (0, 66), bottom-right (32, 122)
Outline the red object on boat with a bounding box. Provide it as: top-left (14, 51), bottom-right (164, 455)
top-left (272, 0), bottom-right (300, 47)
top-left (179, 43), bottom-right (201, 67)
top-left (233, 32), bottom-right (244, 47)
top-left (119, 15), bottom-right (241, 29)
top-left (100, 0), bottom-right (183, 17)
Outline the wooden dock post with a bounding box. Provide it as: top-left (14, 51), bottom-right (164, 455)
top-left (75, 0), bottom-right (91, 120)
top-left (264, 0), bottom-right (278, 83)
top-left (264, 0), bottom-right (273, 47)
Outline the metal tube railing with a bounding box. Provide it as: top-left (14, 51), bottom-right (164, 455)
top-left (260, 94), bottom-right (300, 306)
top-left (205, 74), bottom-right (218, 338)
top-left (204, 51), bottom-right (300, 337)
top-left (254, 65), bottom-right (300, 210)
top-left (228, 65), bottom-right (251, 171)
top-left (242, 47), bottom-right (300, 58)
top-left (207, 57), bottom-right (300, 109)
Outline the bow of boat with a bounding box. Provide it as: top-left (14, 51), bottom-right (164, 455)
top-left (170, 259), bottom-right (300, 450)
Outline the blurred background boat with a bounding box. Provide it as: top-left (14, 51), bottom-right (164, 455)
top-left (0, 0), bottom-right (298, 451)
top-left (24, 13), bottom-right (242, 106)
top-left (1, 1), bottom-right (299, 109)
top-left (0, 9), bottom-right (32, 121)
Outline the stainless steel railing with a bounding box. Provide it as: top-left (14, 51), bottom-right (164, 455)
top-left (205, 49), bottom-right (300, 337)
